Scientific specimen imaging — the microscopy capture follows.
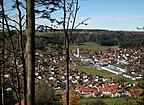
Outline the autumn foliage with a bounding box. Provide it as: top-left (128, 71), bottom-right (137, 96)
top-left (62, 88), bottom-right (80, 105)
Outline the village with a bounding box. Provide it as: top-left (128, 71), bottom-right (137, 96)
top-left (34, 46), bottom-right (143, 98)
top-left (71, 48), bottom-right (143, 80)
top-left (2, 45), bottom-right (143, 101)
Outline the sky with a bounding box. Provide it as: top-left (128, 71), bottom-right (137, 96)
top-left (75, 0), bottom-right (144, 31)
top-left (4, 0), bottom-right (144, 31)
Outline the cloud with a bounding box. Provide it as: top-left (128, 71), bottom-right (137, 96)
top-left (76, 15), bottom-right (144, 31)
top-left (89, 15), bottom-right (144, 23)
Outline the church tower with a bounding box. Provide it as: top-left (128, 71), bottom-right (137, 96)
top-left (77, 47), bottom-right (80, 57)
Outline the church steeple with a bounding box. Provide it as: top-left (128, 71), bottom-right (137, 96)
top-left (77, 47), bottom-right (80, 57)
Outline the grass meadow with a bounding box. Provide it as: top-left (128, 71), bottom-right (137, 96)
top-left (76, 97), bottom-right (141, 105)
top-left (70, 42), bottom-right (119, 51)
top-left (70, 65), bottom-right (114, 77)
top-left (70, 65), bottom-right (135, 83)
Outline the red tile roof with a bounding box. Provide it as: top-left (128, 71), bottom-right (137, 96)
top-left (103, 83), bottom-right (109, 88)
top-left (110, 83), bottom-right (119, 89)
top-left (94, 83), bottom-right (99, 87)
top-left (81, 88), bottom-right (95, 92)
top-left (15, 99), bottom-right (24, 105)
top-left (129, 89), bottom-right (140, 96)
top-left (75, 84), bottom-right (85, 90)
top-left (99, 87), bottom-right (111, 92)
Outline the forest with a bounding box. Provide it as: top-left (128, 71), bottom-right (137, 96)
top-left (35, 29), bottom-right (144, 50)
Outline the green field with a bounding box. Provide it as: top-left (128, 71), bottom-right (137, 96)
top-left (70, 65), bottom-right (139, 105)
top-left (70, 42), bottom-right (119, 51)
top-left (70, 65), bottom-right (135, 83)
top-left (70, 65), bottom-right (114, 77)
top-left (76, 97), bottom-right (141, 105)
top-left (111, 74), bottom-right (135, 84)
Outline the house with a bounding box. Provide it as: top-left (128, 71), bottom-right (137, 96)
top-left (79, 87), bottom-right (96, 98)
top-left (81, 87), bottom-right (95, 95)
top-left (111, 92), bottom-right (121, 98)
top-left (15, 99), bottom-right (24, 105)
top-left (75, 84), bottom-right (85, 93)
top-left (92, 90), bottom-right (99, 97)
top-left (129, 89), bottom-right (140, 96)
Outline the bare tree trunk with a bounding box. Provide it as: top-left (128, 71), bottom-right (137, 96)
top-left (26, 0), bottom-right (35, 105)
top-left (0, 0), bottom-right (5, 104)
top-left (1, 1), bottom-right (21, 104)
top-left (66, 39), bottom-right (70, 105)
top-left (0, 52), bottom-right (2, 104)
top-left (4, 11), bottom-right (22, 105)
top-left (15, 0), bottom-right (27, 104)
top-left (63, 0), bottom-right (69, 105)
top-left (2, 5), bottom-right (5, 105)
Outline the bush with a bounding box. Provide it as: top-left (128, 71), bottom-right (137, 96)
top-left (35, 79), bottom-right (55, 105)
top-left (86, 100), bottom-right (107, 105)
